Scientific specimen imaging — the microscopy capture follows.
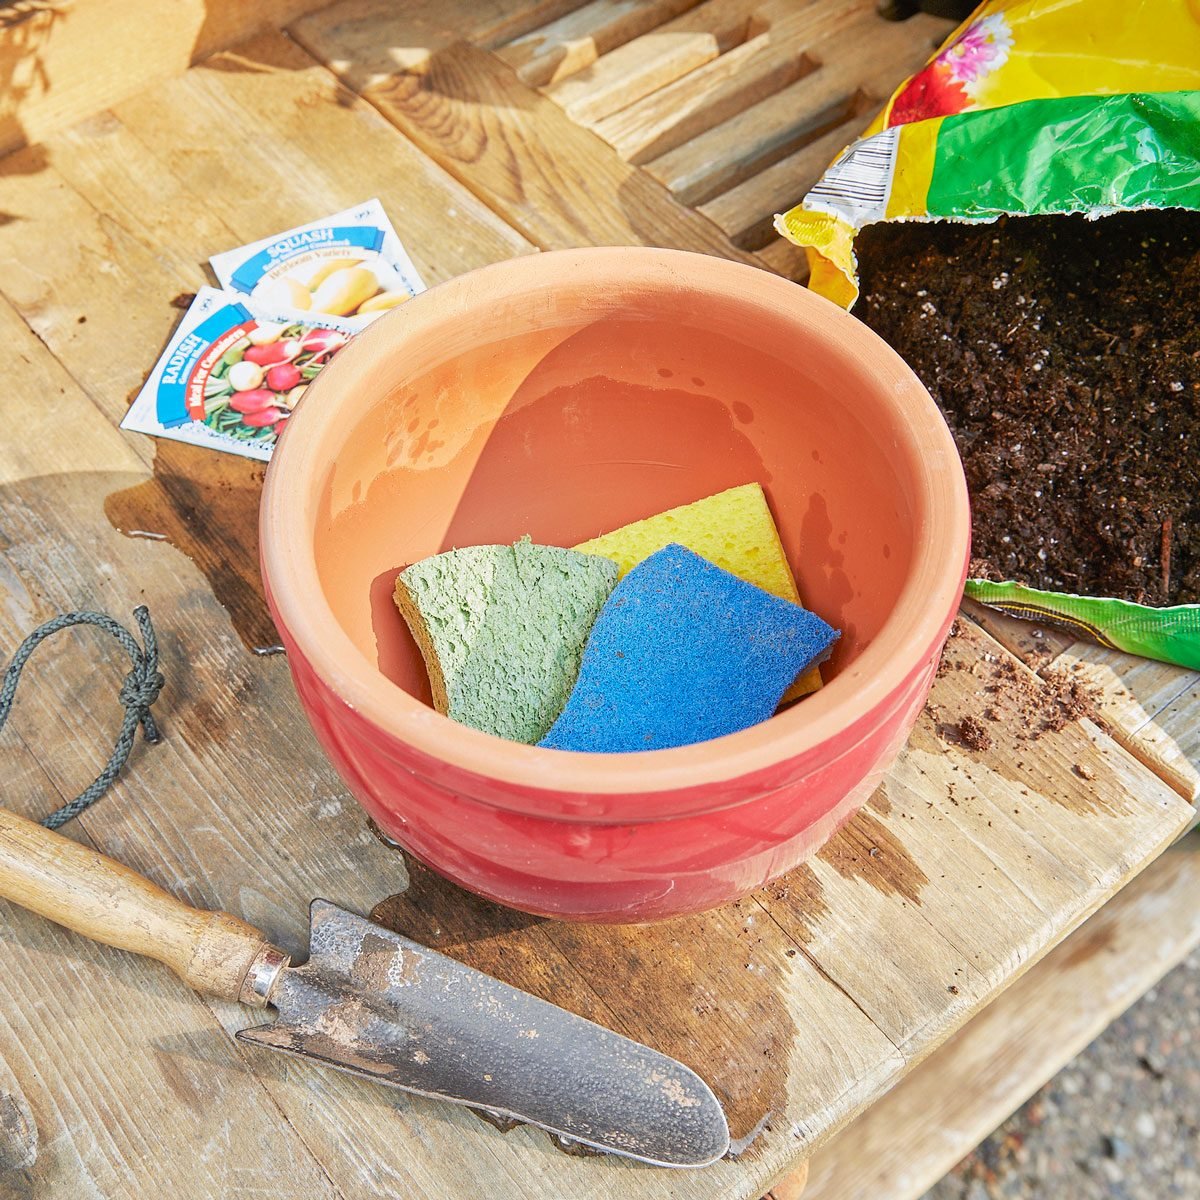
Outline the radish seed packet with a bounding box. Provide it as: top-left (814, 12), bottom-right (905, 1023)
top-left (121, 287), bottom-right (357, 462)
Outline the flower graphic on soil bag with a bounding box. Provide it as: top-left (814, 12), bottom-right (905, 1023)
top-left (889, 13), bottom-right (1015, 126)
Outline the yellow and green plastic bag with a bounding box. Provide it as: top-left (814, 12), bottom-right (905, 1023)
top-left (777, 0), bottom-right (1200, 670)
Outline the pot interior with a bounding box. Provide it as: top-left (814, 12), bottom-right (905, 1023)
top-left (312, 289), bottom-right (923, 711)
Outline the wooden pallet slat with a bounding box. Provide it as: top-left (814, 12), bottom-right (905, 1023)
top-left (646, 66), bottom-right (864, 207)
top-left (496, 0), bottom-right (704, 87)
top-left (291, 16), bottom-right (755, 260)
top-left (962, 603), bottom-right (1200, 808)
top-left (543, 0), bottom-right (760, 125)
top-left (644, 7), bottom-right (946, 207)
top-left (754, 236), bottom-right (811, 280)
top-left (592, 19), bottom-right (812, 164)
top-left (801, 837), bottom-right (1200, 1200)
top-left (699, 117), bottom-right (861, 248)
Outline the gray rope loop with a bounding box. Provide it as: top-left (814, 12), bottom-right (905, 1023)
top-left (0, 606), bottom-right (165, 829)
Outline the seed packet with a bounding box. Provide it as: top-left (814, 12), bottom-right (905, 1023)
top-left (209, 199), bottom-right (425, 327)
top-left (121, 287), bottom-right (356, 462)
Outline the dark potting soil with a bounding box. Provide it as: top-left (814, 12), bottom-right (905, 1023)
top-left (855, 209), bottom-right (1200, 606)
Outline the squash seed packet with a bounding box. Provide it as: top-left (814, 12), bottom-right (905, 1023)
top-left (121, 287), bottom-right (357, 462)
top-left (209, 199), bottom-right (426, 329)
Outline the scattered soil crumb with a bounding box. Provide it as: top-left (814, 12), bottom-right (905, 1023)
top-left (936, 620), bottom-right (968, 677)
top-left (992, 659), bottom-right (1103, 739)
top-left (170, 291), bottom-right (196, 309)
top-left (938, 659), bottom-right (1104, 752)
top-left (956, 715), bottom-right (993, 752)
top-left (1074, 762), bottom-right (1096, 781)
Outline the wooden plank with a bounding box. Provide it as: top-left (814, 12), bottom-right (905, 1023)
top-left (291, 14), bottom-right (757, 261)
top-left (755, 237), bottom-right (811, 281)
top-left (644, 9), bottom-right (943, 206)
top-left (1041, 646), bottom-right (1200, 806)
top-left (592, 20), bottom-right (812, 164)
top-left (261, 0), bottom-right (593, 87)
top-left (0, 31), bottom-right (534, 433)
top-left (801, 837), bottom-right (1200, 1200)
top-left (0, 1053), bottom-right (37, 1174)
top-left (961, 597), bottom-right (1076, 670)
top-left (0, 0), bottom-right (336, 155)
top-left (645, 62), bottom-right (864, 206)
top-left (754, 622), bottom-right (1192, 1073)
top-left (962, 603), bottom-right (1200, 806)
top-left (700, 118), bottom-right (861, 248)
top-left (543, 0), bottom-right (759, 126)
top-left (495, 0), bottom-right (703, 87)
top-left (0, 296), bottom-right (343, 1200)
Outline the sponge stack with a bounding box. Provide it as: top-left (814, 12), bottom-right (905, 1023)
top-left (394, 539), bottom-right (618, 744)
top-left (573, 483), bottom-right (822, 700)
top-left (540, 544), bottom-right (839, 753)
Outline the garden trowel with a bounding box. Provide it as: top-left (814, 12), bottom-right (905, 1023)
top-left (0, 807), bottom-right (729, 1167)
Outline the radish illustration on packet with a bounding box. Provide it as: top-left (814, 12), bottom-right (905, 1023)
top-left (121, 201), bottom-right (425, 462)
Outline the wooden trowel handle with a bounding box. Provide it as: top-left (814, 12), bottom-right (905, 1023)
top-left (0, 808), bottom-right (288, 1006)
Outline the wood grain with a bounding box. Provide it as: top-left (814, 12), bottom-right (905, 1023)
top-left (0, 31), bottom-right (535, 648)
top-left (643, 9), bottom-right (941, 206)
top-left (542, 0), bottom-right (760, 126)
top-left (0, 808), bottom-right (280, 1003)
top-left (496, 0), bottom-right (703, 87)
top-left (700, 118), bottom-right (863, 248)
top-left (0, 1055), bottom-right (36, 1174)
top-left (0, 296), bottom-right (341, 1200)
top-left (645, 64), bottom-right (865, 206)
top-left (592, 19), bottom-right (813, 164)
top-left (290, 22), bottom-right (755, 260)
top-left (962, 602), bottom-right (1200, 808)
top-left (802, 837), bottom-right (1200, 1200)
top-left (0, 0), bottom-right (336, 155)
top-left (754, 236), bottom-right (811, 281)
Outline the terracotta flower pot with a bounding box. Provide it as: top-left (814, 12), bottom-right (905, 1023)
top-left (260, 247), bottom-right (970, 922)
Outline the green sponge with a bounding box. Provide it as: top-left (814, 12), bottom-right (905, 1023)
top-left (393, 538), bottom-right (618, 743)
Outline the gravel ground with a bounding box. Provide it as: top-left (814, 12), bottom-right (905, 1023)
top-left (923, 946), bottom-right (1200, 1199)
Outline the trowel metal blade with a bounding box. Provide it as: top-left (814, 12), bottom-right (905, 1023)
top-left (236, 900), bottom-right (729, 1167)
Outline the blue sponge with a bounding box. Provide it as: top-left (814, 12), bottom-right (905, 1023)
top-left (539, 543), bottom-right (839, 753)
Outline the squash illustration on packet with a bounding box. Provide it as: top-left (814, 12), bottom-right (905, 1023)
top-left (210, 199), bottom-right (426, 328)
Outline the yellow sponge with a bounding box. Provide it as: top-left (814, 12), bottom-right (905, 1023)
top-left (573, 483), bottom-right (822, 699)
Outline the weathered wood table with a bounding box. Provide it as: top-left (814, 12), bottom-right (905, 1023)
top-left (1, 2), bottom-right (1198, 1198)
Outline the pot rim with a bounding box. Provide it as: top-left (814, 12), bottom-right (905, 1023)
top-left (261, 247), bottom-right (970, 797)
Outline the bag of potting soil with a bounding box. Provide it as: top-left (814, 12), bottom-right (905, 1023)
top-left (775, 0), bottom-right (1200, 670)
